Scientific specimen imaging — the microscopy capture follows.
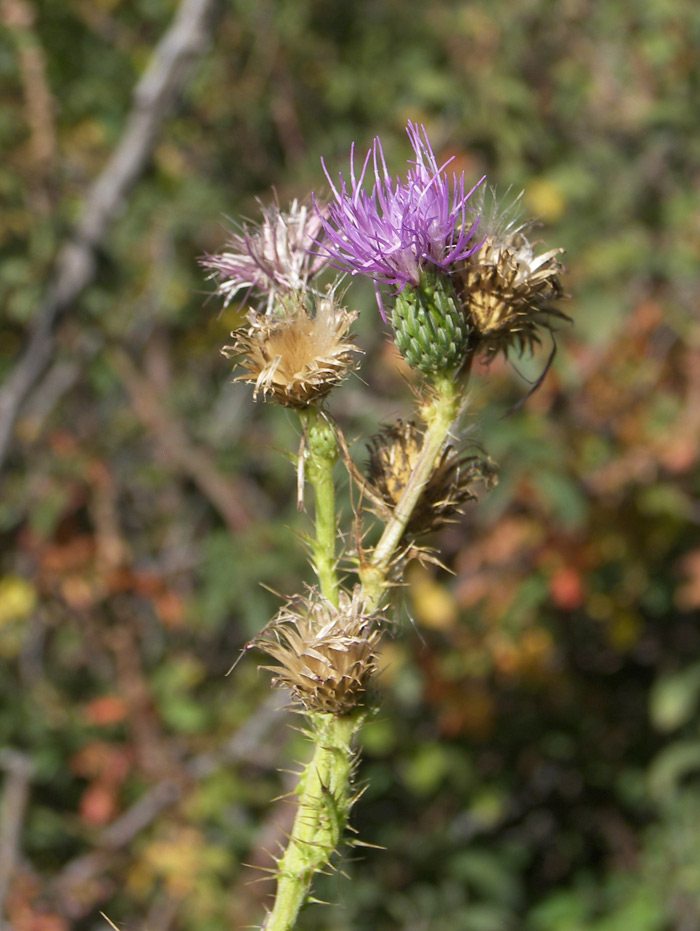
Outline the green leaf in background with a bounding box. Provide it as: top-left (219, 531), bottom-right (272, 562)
top-left (649, 663), bottom-right (700, 733)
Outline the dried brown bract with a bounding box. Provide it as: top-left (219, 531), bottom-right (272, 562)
top-left (224, 294), bottom-right (360, 408)
top-left (253, 589), bottom-right (382, 715)
top-left (365, 420), bottom-right (498, 536)
top-left (456, 192), bottom-right (568, 360)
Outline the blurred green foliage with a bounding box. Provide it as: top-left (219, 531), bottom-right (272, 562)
top-left (1, 0), bottom-right (699, 928)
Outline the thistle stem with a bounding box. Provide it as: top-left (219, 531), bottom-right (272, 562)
top-left (265, 375), bottom-right (467, 930)
top-left (360, 373), bottom-right (465, 604)
top-left (261, 409), bottom-right (351, 930)
top-left (264, 714), bottom-right (359, 931)
top-left (302, 407), bottom-right (340, 607)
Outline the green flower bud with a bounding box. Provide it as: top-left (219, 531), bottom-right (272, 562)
top-left (391, 270), bottom-right (471, 376)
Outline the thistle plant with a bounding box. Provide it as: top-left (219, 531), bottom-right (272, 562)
top-left (203, 121), bottom-right (567, 931)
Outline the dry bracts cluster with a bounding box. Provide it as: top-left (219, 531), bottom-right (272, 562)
top-left (223, 296), bottom-right (360, 408)
top-left (366, 420), bottom-right (498, 536)
top-left (454, 190), bottom-right (567, 360)
top-left (458, 229), bottom-right (566, 360)
top-left (253, 590), bottom-right (382, 715)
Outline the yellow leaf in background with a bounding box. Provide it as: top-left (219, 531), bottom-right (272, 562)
top-left (525, 179), bottom-right (566, 223)
top-left (155, 142), bottom-right (189, 180)
top-left (131, 827), bottom-right (205, 899)
top-left (607, 610), bottom-right (642, 651)
top-left (0, 576), bottom-right (36, 627)
top-left (70, 118), bottom-right (106, 149)
top-left (374, 640), bottom-right (410, 686)
top-left (409, 568), bottom-right (458, 630)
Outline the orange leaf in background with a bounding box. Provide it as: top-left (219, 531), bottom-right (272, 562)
top-left (59, 575), bottom-right (100, 610)
top-left (154, 589), bottom-right (185, 628)
top-left (70, 740), bottom-right (132, 782)
top-left (40, 536), bottom-right (94, 572)
top-left (438, 684), bottom-right (495, 740)
top-left (47, 430), bottom-right (79, 457)
top-left (481, 516), bottom-right (542, 565)
top-left (658, 437), bottom-right (699, 474)
top-left (131, 571), bottom-right (163, 598)
top-left (84, 695), bottom-right (129, 726)
top-left (455, 573), bottom-right (492, 609)
top-left (12, 912), bottom-right (68, 931)
top-left (550, 565), bottom-right (586, 611)
top-left (79, 780), bottom-right (118, 826)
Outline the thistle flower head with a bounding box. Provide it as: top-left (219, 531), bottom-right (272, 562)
top-left (223, 292), bottom-right (360, 408)
top-left (366, 420), bottom-right (498, 537)
top-left (201, 198), bottom-right (328, 313)
top-left (253, 589), bottom-right (382, 715)
top-left (316, 122), bottom-right (484, 318)
top-left (456, 189), bottom-right (568, 359)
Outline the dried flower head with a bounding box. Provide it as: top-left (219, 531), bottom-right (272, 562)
top-left (201, 198), bottom-right (328, 313)
top-left (316, 122), bottom-right (484, 319)
top-left (254, 589), bottom-right (382, 715)
top-left (366, 420), bottom-right (498, 536)
top-left (223, 293), bottom-right (360, 408)
top-left (456, 190), bottom-right (568, 359)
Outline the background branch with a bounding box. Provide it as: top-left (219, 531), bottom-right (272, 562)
top-left (111, 347), bottom-right (268, 532)
top-left (0, 0), bottom-right (220, 472)
top-left (52, 692), bottom-right (290, 916)
top-left (0, 750), bottom-right (33, 926)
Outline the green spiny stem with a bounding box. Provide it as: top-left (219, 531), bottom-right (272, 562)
top-left (359, 372), bottom-right (467, 606)
top-left (302, 407), bottom-right (339, 607)
top-left (265, 374), bottom-right (469, 930)
top-left (264, 713), bottom-right (359, 931)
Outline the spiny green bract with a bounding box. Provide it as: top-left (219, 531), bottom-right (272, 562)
top-left (391, 271), bottom-right (472, 376)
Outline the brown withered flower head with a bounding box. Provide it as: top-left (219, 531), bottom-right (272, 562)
top-left (366, 420), bottom-right (498, 536)
top-left (223, 292), bottom-right (360, 408)
top-left (253, 589), bottom-right (382, 715)
top-left (456, 189), bottom-right (568, 360)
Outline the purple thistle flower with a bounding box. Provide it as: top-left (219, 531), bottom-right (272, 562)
top-left (315, 122), bottom-right (485, 319)
top-left (201, 199), bottom-right (328, 314)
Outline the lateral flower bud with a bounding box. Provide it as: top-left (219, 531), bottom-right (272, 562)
top-left (365, 420), bottom-right (498, 537)
top-left (223, 293), bottom-right (360, 408)
top-left (391, 270), bottom-right (472, 376)
top-left (457, 191), bottom-right (568, 360)
top-left (253, 590), bottom-right (382, 715)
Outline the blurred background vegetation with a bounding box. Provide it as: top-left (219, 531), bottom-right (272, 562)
top-left (1, 0), bottom-right (699, 928)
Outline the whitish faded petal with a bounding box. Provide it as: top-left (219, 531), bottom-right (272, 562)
top-left (202, 199), bottom-right (329, 313)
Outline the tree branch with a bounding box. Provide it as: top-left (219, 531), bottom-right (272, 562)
top-left (0, 0), bottom-right (220, 471)
top-left (51, 692), bottom-right (289, 915)
top-left (111, 347), bottom-right (269, 531)
top-left (0, 750), bottom-right (33, 924)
